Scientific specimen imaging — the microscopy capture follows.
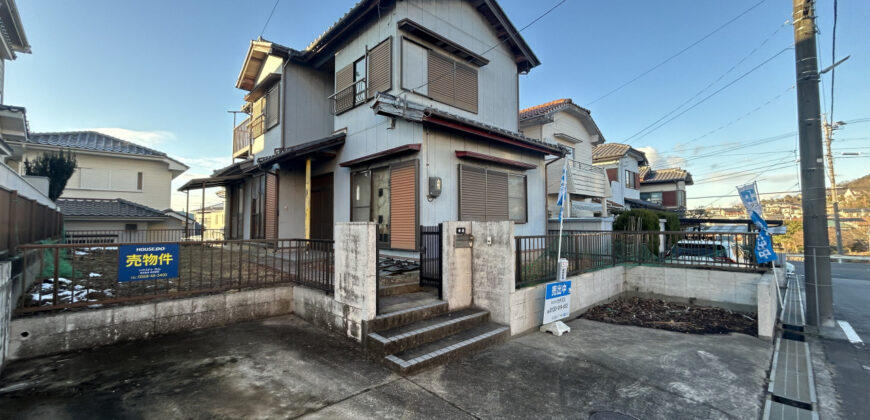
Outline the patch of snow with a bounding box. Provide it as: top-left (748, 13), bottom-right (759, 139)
top-left (88, 272), bottom-right (102, 278)
top-left (74, 251), bottom-right (89, 256)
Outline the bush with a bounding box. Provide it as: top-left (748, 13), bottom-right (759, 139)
top-left (613, 209), bottom-right (681, 231)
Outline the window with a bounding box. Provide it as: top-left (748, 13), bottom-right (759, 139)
top-left (624, 170), bottom-right (637, 189)
top-left (401, 38), bottom-right (428, 95)
top-left (640, 192), bottom-right (662, 204)
top-left (426, 51), bottom-right (478, 113)
top-left (677, 190), bottom-right (686, 207)
top-left (265, 83), bottom-right (280, 129)
top-left (125, 223), bottom-right (137, 231)
top-left (459, 165), bottom-right (527, 223)
top-left (353, 56), bottom-right (366, 105)
top-left (349, 160), bottom-right (418, 250)
top-left (137, 172), bottom-right (143, 190)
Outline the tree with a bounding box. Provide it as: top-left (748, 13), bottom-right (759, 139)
top-left (24, 150), bottom-right (77, 201)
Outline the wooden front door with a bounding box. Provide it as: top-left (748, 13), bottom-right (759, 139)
top-left (310, 173), bottom-right (334, 240)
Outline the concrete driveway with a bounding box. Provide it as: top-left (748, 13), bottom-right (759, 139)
top-left (0, 314), bottom-right (772, 419)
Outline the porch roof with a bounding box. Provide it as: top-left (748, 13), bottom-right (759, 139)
top-left (253, 132), bottom-right (346, 169)
top-left (177, 174), bottom-right (249, 192)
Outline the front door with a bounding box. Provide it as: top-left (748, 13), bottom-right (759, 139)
top-left (310, 173), bottom-right (334, 240)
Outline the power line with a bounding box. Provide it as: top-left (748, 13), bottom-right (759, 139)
top-left (649, 131), bottom-right (796, 170)
top-left (622, 21), bottom-right (790, 144)
top-left (626, 46), bottom-right (793, 144)
top-left (584, 0), bottom-right (770, 107)
top-left (259, 0), bottom-right (281, 38)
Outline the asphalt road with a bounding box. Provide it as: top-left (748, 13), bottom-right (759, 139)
top-left (791, 260), bottom-right (869, 419)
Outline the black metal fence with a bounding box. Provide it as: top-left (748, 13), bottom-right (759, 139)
top-left (516, 231), bottom-right (764, 289)
top-left (64, 229), bottom-right (225, 244)
top-left (16, 238), bottom-right (334, 314)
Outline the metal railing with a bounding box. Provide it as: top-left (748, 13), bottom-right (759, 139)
top-left (233, 116), bottom-right (252, 155)
top-left (516, 231), bottom-right (764, 289)
top-left (15, 238), bottom-right (334, 314)
top-left (64, 229), bottom-right (225, 244)
top-left (1, 186), bottom-right (64, 256)
top-left (329, 79), bottom-right (366, 115)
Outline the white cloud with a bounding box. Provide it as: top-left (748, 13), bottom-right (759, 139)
top-left (637, 146), bottom-right (686, 169)
top-left (88, 128), bottom-right (176, 148)
top-left (177, 156), bottom-right (232, 172)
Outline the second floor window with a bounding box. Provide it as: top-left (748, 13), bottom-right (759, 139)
top-left (401, 37), bottom-right (478, 114)
top-left (353, 56), bottom-right (366, 105)
top-left (625, 170), bottom-right (638, 189)
top-left (640, 192), bottom-right (662, 204)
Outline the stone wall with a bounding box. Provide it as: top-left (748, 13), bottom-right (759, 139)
top-left (470, 221), bottom-right (515, 325)
top-left (442, 221), bottom-right (472, 310)
top-left (6, 286), bottom-right (294, 361)
top-left (624, 266), bottom-right (761, 312)
top-left (332, 222), bottom-right (377, 341)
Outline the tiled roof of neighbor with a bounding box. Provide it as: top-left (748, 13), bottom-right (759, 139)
top-left (57, 198), bottom-right (167, 219)
top-left (518, 99), bottom-right (591, 121)
top-left (592, 143), bottom-right (631, 161)
top-left (639, 166), bottom-right (693, 184)
top-left (28, 131), bottom-right (168, 157)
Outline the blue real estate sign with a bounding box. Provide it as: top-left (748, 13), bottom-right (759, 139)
top-left (118, 244), bottom-right (179, 282)
top-left (543, 280), bottom-right (571, 324)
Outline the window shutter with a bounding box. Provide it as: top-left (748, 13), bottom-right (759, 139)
top-left (390, 163), bottom-right (417, 250)
top-left (453, 62), bottom-right (478, 113)
top-left (606, 168), bottom-right (617, 183)
top-left (459, 165), bottom-right (486, 221)
top-left (634, 173), bottom-right (641, 189)
top-left (265, 173), bottom-right (278, 239)
top-left (336, 64), bottom-right (353, 91)
top-left (265, 84), bottom-right (280, 129)
top-left (428, 51), bottom-right (454, 105)
top-left (662, 191), bottom-right (677, 207)
top-left (485, 169), bottom-right (509, 221)
top-left (367, 38), bottom-right (391, 99)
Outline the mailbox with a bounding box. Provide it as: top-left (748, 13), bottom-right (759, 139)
top-left (455, 233), bottom-right (473, 248)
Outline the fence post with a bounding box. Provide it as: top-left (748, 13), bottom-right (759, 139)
top-left (8, 191), bottom-right (17, 254)
top-left (52, 247), bottom-right (60, 306)
top-left (573, 235), bottom-right (580, 272)
top-left (514, 236), bottom-right (521, 289)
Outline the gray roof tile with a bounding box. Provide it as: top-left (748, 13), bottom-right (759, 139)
top-left (57, 198), bottom-right (167, 219)
top-left (28, 131), bottom-right (167, 157)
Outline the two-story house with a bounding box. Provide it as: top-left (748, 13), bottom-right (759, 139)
top-left (638, 166), bottom-right (693, 215)
top-left (5, 131), bottom-right (190, 236)
top-left (591, 143), bottom-right (659, 212)
top-left (518, 99), bottom-right (612, 230)
top-left (182, 0), bottom-right (564, 253)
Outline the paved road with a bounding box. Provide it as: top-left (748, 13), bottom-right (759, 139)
top-left (791, 260), bottom-right (869, 419)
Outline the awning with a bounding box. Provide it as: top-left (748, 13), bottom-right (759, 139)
top-left (455, 150), bottom-right (536, 170)
top-left (339, 143), bottom-right (421, 167)
top-left (254, 132), bottom-right (346, 169)
top-left (177, 174), bottom-right (249, 192)
top-left (625, 198), bottom-right (663, 210)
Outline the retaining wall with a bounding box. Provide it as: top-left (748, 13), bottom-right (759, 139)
top-left (1, 262), bottom-right (11, 372)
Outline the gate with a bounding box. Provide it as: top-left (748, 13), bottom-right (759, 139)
top-left (419, 224), bottom-right (443, 299)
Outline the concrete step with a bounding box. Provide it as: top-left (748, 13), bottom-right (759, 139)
top-left (367, 308), bottom-right (489, 356)
top-left (383, 323), bottom-right (509, 375)
top-left (367, 300), bottom-right (448, 333)
top-left (769, 337), bottom-right (816, 407)
top-left (378, 291), bottom-right (441, 314)
top-left (762, 398), bottom-right (817, 420)
top-left (378, 281), bottom-right (421, 297)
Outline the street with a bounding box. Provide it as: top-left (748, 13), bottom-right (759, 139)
top-left (791, 260), bottom-right (870, 419)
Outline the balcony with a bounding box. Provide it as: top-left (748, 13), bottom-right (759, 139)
top-left (547, 158), bottom-right (611, 199)
top-left (232, 117), bottom-right (252, 159)
top-left (329, 79), bottom-right (366, 115)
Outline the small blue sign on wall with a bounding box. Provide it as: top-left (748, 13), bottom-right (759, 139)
top-left (118, 244), bottom-right (180, 282)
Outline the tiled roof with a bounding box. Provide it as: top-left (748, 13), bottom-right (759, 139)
top-left (518, 99), bottom-right (590, 121)
top-left (592, 143), bottom-right (631, 161)
top-left (28, 131), bottom-right (167, 157)
top-left (57, 198), bottom-right (167, 219)
top-left (639, 166), bottom-right (693, 184)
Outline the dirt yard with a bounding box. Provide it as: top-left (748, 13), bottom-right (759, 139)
top-left (583, 296), bottom-right (757, 336)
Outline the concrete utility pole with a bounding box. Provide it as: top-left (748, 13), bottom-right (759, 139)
top-left (793, 0), bottom-right (834, 327)
top-left (823, 115), bottom-right (844, 255)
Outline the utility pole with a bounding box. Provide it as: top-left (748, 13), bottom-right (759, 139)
top-left (793, 0), bottom-right (834, 327)
top-left (823, 114), bottom-right (844, 255)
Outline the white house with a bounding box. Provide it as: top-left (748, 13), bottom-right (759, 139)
top-left (592, 143), bottom-right (660, 212)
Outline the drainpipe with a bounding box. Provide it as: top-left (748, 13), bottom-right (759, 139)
top-left (305, 158), bottom-right (311, 239)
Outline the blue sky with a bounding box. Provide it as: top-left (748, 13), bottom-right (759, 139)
top-left (7, 0), bottom-right (869, 210)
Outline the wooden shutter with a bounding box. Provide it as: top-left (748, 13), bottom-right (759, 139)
top-left (454, 62), bottom-right (478, 113)
top-left (367, 38), bottom-right (391, 99)
top-left (662, 191), bottom-right (677, 207)
top-left (265, 173), bottom-right (278, 239)
top-left (634, 173), bottom-right (641, 189)
top-left (606, 168), bottom-right (617, 183)
top-left (390, 163), bottom-right (417, 250)
top-left (336, 64), bottom-right (353, 91)
top-left (459, 165), bottom-right (486, 221)
top-left (485, 169), bottom-right (509, 221)
top-left (428, 51), bottom-right (454, 105)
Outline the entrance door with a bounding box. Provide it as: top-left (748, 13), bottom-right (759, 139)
top-left (310, 173), bottom-right (334, 240)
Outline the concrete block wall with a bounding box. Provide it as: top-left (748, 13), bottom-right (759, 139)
top-left (509, 266), bottom-right (625, 335)
top-left (756, 271), bottom-right (779, 341)
top-left (442, 221), bottom-right (472, 310)
top-left (470, 221), bottom-right (515, 325)
top-left (333, 222), bottom-right (377, 341)
top-left (6, 286), bottom-right (294, 361)
top-left (1, 262), bottom-right (11, 372)
top-left (624, 266), bottom-right (762, 312)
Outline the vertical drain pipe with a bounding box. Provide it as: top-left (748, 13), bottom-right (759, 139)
top-left (305, 158), bottom-right (311, 240)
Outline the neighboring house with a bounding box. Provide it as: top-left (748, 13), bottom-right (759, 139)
top-left (0, 0), bottom-right (62, 257)
top-left (181, 0), bottom-right (563, 254)
top-left (592, 143), bottom-right (659, 212)
top-left (518, 98), bottom-right (612, 230)
top-left (58, 198), bottom-right (188, 243)
top-left (194, 202), bottom-right (225, 232)
top-left (638, 166), bottom-right (693, 214)
top-left (5, 131), bottom-right (188, 211)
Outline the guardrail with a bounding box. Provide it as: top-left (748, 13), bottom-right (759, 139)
top-left (516, 231), bottom-right (763, 289)
top-left (15, 238), bottom-right (334, 314)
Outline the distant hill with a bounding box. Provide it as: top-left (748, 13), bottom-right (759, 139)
top-left (840, 173), bottom-right (870, 190)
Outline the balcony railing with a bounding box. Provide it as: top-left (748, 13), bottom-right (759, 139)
top-left (329, 78), bottom-right (366, 115)
top-left (547, 157), bottom-right (610, 198)
top-left (249, 114), bottom-right (266, 139)
top-left (233, 117), bottom-right (252, 156)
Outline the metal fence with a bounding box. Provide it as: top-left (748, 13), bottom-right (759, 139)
top-left (63, 229), bottom-right (225, 244)
top-left (516, 231), bottom-right (764, 289)
top-left (15, 238), bottom-right (334, 314)
top-left (1, 186), bottom-right (64, 257)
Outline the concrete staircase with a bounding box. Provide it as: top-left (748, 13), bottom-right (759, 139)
top-left (365, 301), bottom-right (509, 374)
